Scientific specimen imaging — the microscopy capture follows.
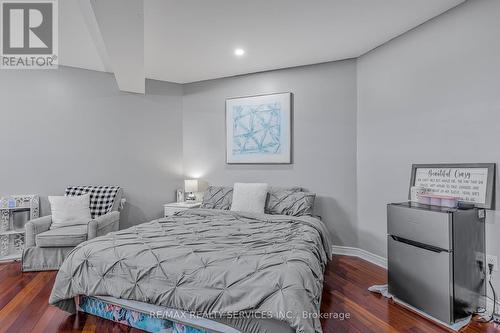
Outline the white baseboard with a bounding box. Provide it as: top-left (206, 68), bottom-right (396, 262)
top-left (332, 245), bottom-right (387, 269)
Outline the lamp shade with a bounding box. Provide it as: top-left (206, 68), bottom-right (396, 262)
top-left (184, 179), bottom-right (199, 192)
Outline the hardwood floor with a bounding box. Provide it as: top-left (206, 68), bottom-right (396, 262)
top-left (0, 256), bottom-right (498, 333)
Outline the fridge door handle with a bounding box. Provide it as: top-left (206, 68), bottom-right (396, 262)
top-left (390, 235), bottom-right (449, 253)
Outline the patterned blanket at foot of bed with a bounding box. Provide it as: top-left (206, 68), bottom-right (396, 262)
top-left (79, 296), bottom-right (209, 333)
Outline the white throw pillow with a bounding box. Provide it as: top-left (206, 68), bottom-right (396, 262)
top-left (49, 194), bottom-right (92, 229)
top-left (231, 183), bottom-right (268, 214)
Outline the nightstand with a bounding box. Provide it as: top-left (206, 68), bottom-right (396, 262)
top-left (164, 202), bottom-right (201, 217)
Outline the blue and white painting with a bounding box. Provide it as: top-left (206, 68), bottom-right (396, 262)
top-left (226, 93), bottom-right (291, 164)
top-left (232, 102), bottom-right (282, 155)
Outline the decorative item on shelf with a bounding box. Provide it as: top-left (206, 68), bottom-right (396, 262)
top-left (410, 186), bottom-right (427, 203)
top-left (176, 188), bottom-right (185, 203)
top-left (184, 179), bottom-right (208, 202)
top-left (0, 194), bottom-right (39, 262)
top-left (226, 92), bottom-right (292, 164)
top-left (417, 194), bottom-right (458, 208)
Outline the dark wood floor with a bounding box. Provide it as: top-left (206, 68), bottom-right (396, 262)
top-left (0, 256), bottom-right (499, 333)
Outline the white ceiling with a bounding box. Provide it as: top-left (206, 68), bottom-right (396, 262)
top-left (60, 0), bottom-right (465, 84)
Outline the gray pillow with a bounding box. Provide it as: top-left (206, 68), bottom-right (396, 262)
top-left (201, 186), bottom-right (233, 210)
top-left (265, 190), bottom-right (316, 216)
top-left (264, 186), bottom-right (302, 212)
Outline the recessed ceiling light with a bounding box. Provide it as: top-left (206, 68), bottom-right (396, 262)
top-left (234, 48), bottom-right (245, 56)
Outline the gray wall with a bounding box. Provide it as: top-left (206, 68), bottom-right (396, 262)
top-left (357, 0), bottom-right (500, 297)
top-left (0, 66), bottom-right (184, 229)
top-left (183, 60), bottom-right (358, 247)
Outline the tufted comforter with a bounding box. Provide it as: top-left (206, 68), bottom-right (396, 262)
top-left (49, 209), bottom-right (332, 333)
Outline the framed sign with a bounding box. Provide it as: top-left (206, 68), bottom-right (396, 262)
top-left (226, 92), bottom-right (292, 164)
top-left (409, 163), bottom-right (495, 209)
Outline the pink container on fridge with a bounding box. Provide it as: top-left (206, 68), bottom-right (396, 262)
top-left (418, 194), bottom-right (458, 208)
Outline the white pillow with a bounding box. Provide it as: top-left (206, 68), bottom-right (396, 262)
top-left (231, 183), bottom-right (268, 214)
top-left (49, 194), bottom-right (92, 229)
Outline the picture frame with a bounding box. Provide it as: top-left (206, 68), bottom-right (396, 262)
top-left (226, 92), bottom-right (292, 164)
top-left (409, 163), bottom-right (496, 209)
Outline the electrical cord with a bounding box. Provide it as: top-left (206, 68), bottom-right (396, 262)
top-left (473, 263), bottom-right (497, 323)
top-left (490, 268), bottom-right (497, 322)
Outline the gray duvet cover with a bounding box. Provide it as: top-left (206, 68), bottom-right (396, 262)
top-left (49, 209), bottom-right (332, 333)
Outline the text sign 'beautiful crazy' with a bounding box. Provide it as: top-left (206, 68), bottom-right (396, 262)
top-left (414, 167), bottom-right (489, 205)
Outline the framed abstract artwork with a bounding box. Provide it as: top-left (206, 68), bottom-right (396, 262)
top-left (226, 92), bottom-right (292, 164)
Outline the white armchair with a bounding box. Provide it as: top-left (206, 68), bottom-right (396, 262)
top-left (22, 186), bottom-right (123, 272)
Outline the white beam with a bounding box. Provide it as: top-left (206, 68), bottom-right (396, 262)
top-left (76, 0), bottom-right (112, 72)
top-left (90, 0), bottom-right (145, 94)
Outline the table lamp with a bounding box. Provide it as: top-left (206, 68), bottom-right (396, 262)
top-left (184, 179), bottom-right (207, 201)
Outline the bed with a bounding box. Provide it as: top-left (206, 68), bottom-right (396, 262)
top-left (49, 206), bottom-right (331, 333)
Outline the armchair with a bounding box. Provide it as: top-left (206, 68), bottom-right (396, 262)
top-left (22, 186), bottom-right (123, 272)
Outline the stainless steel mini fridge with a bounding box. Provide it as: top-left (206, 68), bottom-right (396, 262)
top-left (387, 202), bottom-right (486, 324)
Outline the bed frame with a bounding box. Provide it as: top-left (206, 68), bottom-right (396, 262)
top-left (79, 296), bottom-right (214, 333)
top-left (77, 295), bottom-right (293, 333)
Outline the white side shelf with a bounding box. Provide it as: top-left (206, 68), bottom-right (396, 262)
top-left (0, 252), bottom-right (21, 263)
top-left (0, 194), bottom-right (39, 262)
top-left (0, 230), bottom-right (25, 236)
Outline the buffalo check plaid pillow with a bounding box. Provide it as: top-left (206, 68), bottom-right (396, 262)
top-left (65, 186), bottom-right (120, 218)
